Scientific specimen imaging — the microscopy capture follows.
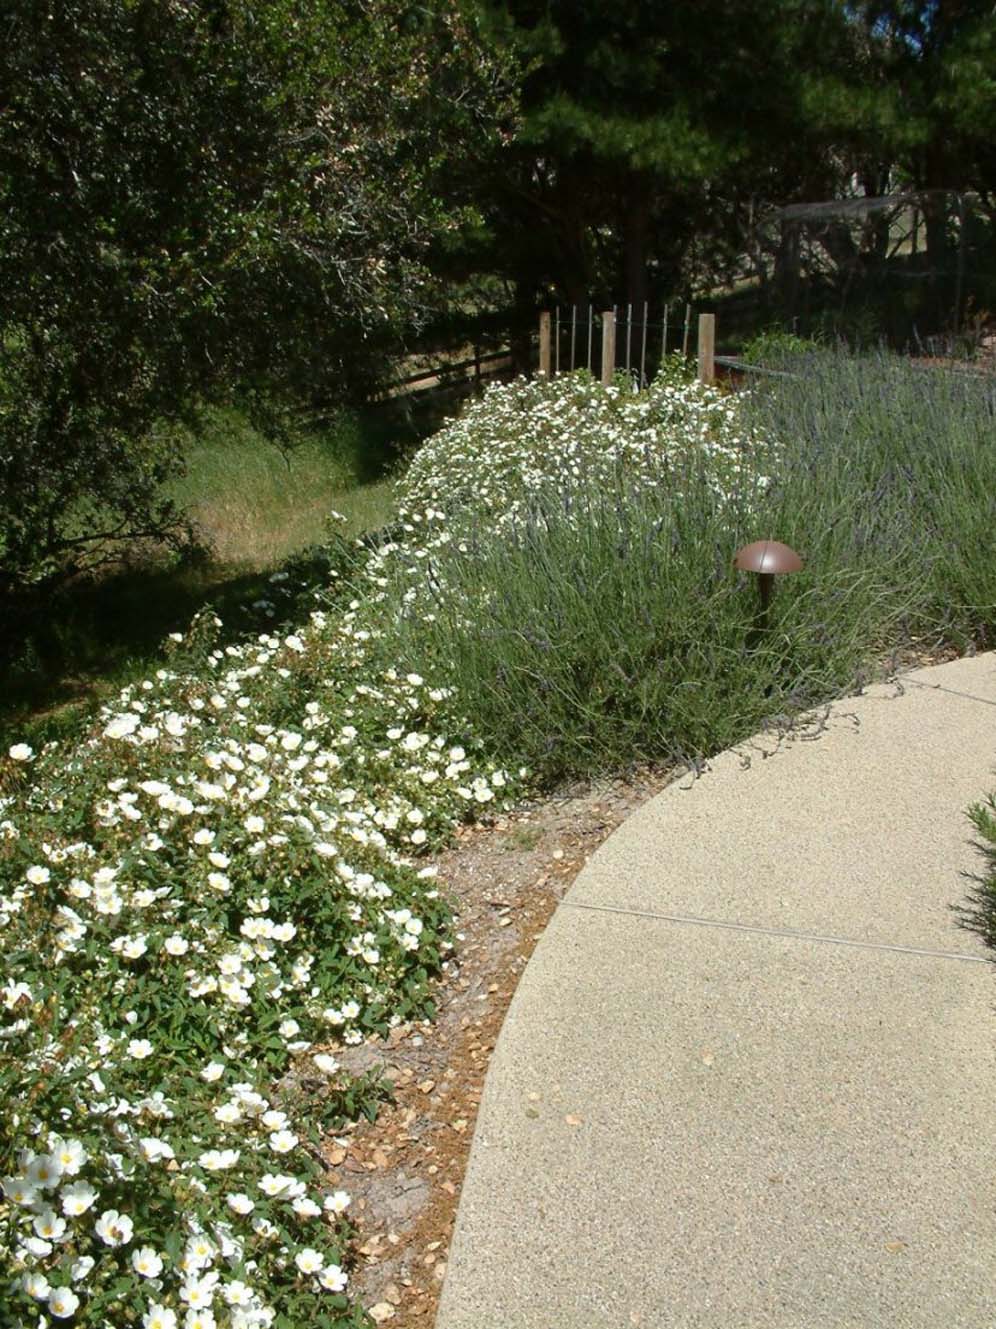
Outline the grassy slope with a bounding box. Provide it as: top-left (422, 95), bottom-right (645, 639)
top-left (169, 407), bottom-right (398, 566)
top-left (0, 404), bottom-right (415, 745)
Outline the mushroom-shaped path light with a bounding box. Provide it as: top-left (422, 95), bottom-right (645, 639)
top-left (733, 539), bottom-right (804, 626)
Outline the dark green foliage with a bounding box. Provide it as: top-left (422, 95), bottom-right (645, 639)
top-left (0, 0), bottom-right (514, 596)
top-left (456, 0), bottom-right (866, 308)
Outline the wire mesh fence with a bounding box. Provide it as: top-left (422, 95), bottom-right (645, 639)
top-left (545, 302), bottom-right (695, 386)
top-left (725, 188), bottom-right (996, 354)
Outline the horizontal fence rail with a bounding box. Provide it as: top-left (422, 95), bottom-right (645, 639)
top-left (375, 345), bottom-right (516, 402)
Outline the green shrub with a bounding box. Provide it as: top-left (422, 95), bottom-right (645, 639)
top-left (966, 793), bottom-right (996, 950)
top-left (374, 369), bottom-right (917, 780)
top-left (740, 328), bottom-right (822, 365)
top-left (0, 585), bottom-right (521, 1327)
top-left (740, 347), bottom-right (996, 647)
top-left (4, 349), bottom-right (995, 1325)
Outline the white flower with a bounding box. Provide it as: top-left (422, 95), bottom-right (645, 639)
top-left (324, 1189), bottom-right (351, 1215)
top-left (182, 1235), bottom-right (217, 1271)
top-left (226, 1192), bottom-right (254, 1215)
top-left (180, 1277), bottom-right (216, 1309)
top-left (8, 743), bottom-right (33, 761)
top-left (33, 1208), bottom-right (67, 1242)
top-left (104, 712), bottom-right (140, 739)
top-left (163, 934), bottom-right (189, 956)
top-left (184, 1311), bottom-right (216, 1329)
top-left (200, 1061), bottom-right (226, 1082)
top-left (278, 1019), bottom-right (299, 1038)
top-left (21, 1235), bottom-right (53, 1258)
top-left (114, 934), bottom-right (148, 960)
top-left (268, 1130), bottom-right (298, 1154)
top-left (47, 1286), bottom-right (80, 1318)
top-left (139, 1137), bottom-right (175, 1164)
top-left (23, 1271), bottom-right (50, 1300)
top-left (294, 1247), bottom-right (325, 1275)
top-left (257, 1173), bottom-right (292, 1197)
top-left (312, 1053), bottom-right (339, 1075)
top-left (291, 1195), bottom-right (322, 1218)
top-left (127, 1038), bottom-right (154, 1059)
top-left (143, 1306), bottom-right (177, 1329)
top-left (1, 1175), bottom-right (38, 1206)
top-left (2, 979), bottom-right (32, 1009)
top-left (95, 1208), bottom-right (134, 1246)
top-left (198, 1149), bottom-right (240, 1171)
top-left (240, 917), bottom-right (273, 940)
top-left (26, 865), bottom-right (51, 885)
top-left (132, 1246), bottom-right (164, 1278)
top-left (61, 1181), bottom-right (98, 1216)
top-left (70, 1255), bottom-right (95, 1282)
top-left (318, 1263), bottom-right (348, 1292)
top-left (218, 976), bottom-right (249, 1006)
top-left (221, 1280), bottom-right (254, 1307)
top-left (26, 1153), bottom-right (63, 1189)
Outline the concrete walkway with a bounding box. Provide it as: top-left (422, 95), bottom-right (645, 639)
top-left (436, 654), bottom-right (996, 1329)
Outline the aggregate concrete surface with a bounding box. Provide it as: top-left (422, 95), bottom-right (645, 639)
top-left (435, 654), bottom-right (996, 1329)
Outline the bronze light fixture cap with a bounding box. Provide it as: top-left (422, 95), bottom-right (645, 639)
top-left (733, 540), bottom-right (804, 575)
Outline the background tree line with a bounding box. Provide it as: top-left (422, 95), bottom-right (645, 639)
top-left (2, 0), bottom-right (995, 607)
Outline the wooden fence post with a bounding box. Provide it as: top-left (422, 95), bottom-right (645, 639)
top-left (538, 311), bottom-right (552, 376)
top-left (697, 313), bottom-right (716, 385)
top-left (601, 310), bottom-right (616, 386)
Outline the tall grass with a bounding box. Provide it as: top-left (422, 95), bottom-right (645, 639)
top-left (1, 405), bottom-right (404, 740)
top-left (384, 351), bottom-right (996, 781)
top-left (170, 406), bottom-right (399, 563)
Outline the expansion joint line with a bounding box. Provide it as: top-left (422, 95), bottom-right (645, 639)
top-left (901, 677), bottom-right (996, 708)
top-left (559, 901), bottom-right (992, 964)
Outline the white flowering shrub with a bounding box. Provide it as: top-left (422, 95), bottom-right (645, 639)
top-left (0, 579), bottom-right (518, 1326)
top-left (1, 367), bottom-right (767, 1325)
top-left (397, 370), bottom-right (769, 534)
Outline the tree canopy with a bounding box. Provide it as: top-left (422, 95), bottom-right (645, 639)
top-left (0, 0), bottom-right (515, 594)
top-left (2, 0), bottom-right (995, 600)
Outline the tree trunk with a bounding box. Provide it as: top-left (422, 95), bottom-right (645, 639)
top-left (774, 219), bottom-right (801, 325)
top-left (623, 173), bottom-right (652, 311)
top-left (921, 144), bottom-right (953, 329)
